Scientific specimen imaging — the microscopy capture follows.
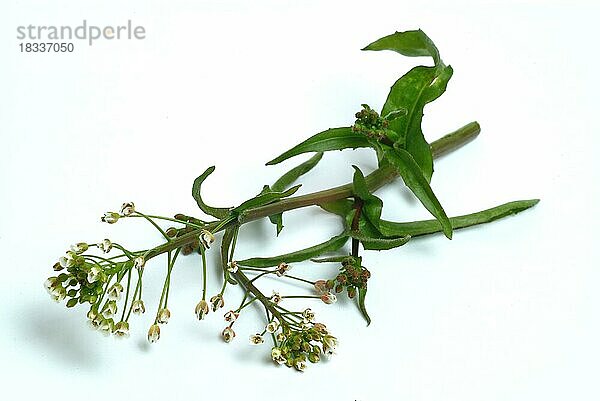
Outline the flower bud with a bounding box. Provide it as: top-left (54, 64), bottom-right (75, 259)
top-left (70, 242), bottom-right (89, 254)
top-left (98, 239), bottom-right (113, 254)
top-left (308, 353), bottom-right (321, 363)
top-left (132, 300), bottom-right (146, 315)
top-left (195, 300), bottom-right (209, 320)
top-left (157, 308), bottom-right (171, 324)
top-left (165, 227), bottom-right (178, 238)
top-left (113, 321), bottom-right (130, 339)
top-left (314, 280), bottom-right (328, 294)
top-left (249, 334), bottom-right (264, 345)
top-left (224, 310), bottom-right (239, 322)
top-left (200, 229), bottom-right (215, 249)
top-left (147, 324), bottom-right (161, 343)
top-left (320, 292), bottom-right (337, 304)
top-left (222, 327), bottom-right (235, 343)
top-left (52, 262), bottom-right (63, 272)
top-left (101, 212), bottom-right (120, 224)
top-left (120, 202), bottom-right (135, 216)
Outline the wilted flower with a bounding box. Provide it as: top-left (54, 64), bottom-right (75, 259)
top-left (157, 308), bottom-right (171, 324)
top-left (276, 262), bottom-right (290, 277)
top-left (222, 327), bottom-right (235, 343)
top-left (270, 291), bottom-right (281, 304)
top-left (113, 321), bottom-right (130, 338)
top-left (98, 239), bottom-right (113, 254)
top-left (266, 320), bottom-right (279, 334)
top-left (200, 229), bottom-right (215, 249)
top-left (210, 294), bottom-right (224, 312)
top-left (224, 310), bottom-right (239, 322)
top-left (226, 261), bottom-right (238, 273)
top-left (108, 282), bottom-right (124, 301)
top-left (99, 318), bottom-right (115, 336)
top-left (314, 280), bottom-right (328, 294)
top-left (133, 256), bottom-right (145, 271)
top-left (302, 308), bottom-right (315, 322)
top-left (249, 334), bottom-right (264, 345)
top-left (101, 212), bottom-right (120, 224)
top-left (70, 242), bottom-right (89, 254)
top-left (120, 202), bottom-right (135, 216)
top-left (320, 292), bottom-right (337, 304)
top-left (195, 300), bottom-right (209, 320)
top-left (87, 266), bottom-right (103, 284)
top-left (147, 324), bottom-right (160, 343)
top-left (132, 300), bottom-right (146, 315)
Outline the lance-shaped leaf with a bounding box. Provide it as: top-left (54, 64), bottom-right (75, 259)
top-left (362, 29), bottom-right (441, 66)
top-left (266, 127), bottom-right (371, 165)
top-left (234, 184), bottom-right (301, 214)
top-left (358, 287), bottom-right (371, 326)
top-left (192, 166), bottom-right (232, 219)
top-left (350, 231), bottom-right (411, 251)
top-left (378, 199), bottom-right (540, 238)
top-left (384, 65), bottom-right (453, 181)
top-left (383, 148), bottom-right (453, 239)
top-left (267, 152), bottom-right (324, 235)
top-left (237, 232), bottom-right (350, 268)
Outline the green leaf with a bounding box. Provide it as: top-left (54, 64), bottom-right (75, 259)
top-left (238, 232), bottom-right (350, 268)
top-left (362, 29), bottom-right (441, 66)
top-left (378, 199), bottom-right (540, 237)
top-left (234, 185), bottom-right (301, 214)
top-left (319, 199), bottom-right (353, 217)
top-left (192, 166), bottom-right (232, 219)
top-left (383, 148), bottom-right (453, 239)
top-left (271, 152), bottom-right (323, 192)
top-left (267, 152), bottom-right (324, 235)
top-left (352, 166), bottom-right (383, 229)
top-left (382, 65), bottom-right (453, 181)
top-left (357, 287), bottom-right (371, 326)
top-left (350, 231), bottom-right (411, 251)
top-left (266, 127), bottom-right (371, 165)
top-left (311, 255), bottom-right (351, 263)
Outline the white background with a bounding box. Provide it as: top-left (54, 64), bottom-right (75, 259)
top-left (1, 1), bottom-right (599, 400)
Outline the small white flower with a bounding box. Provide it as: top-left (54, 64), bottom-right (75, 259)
top-left (133, 256), bottom-right (145, 271)
top-left (302, 308), bottom-right (315, 322)
top-left (271, 347), bottom-right (282, 361)
top-left (276, 262), bottom-right (290, 277)
top-left (265, 320), bottom-right (279, 334)
top-left (147, 324), bottom-right (160, 343)
top-left (107, 283), bottom-right (124, 301)
top-left (132, 300), bottom-right (146, 315)
top-left (249, 334), bottom-right (264, 345)
top-left (210, 294), bottom-right (224, 312)
top-left (224, 310), bottom-right (239, 322)
top-left (276, 332), bottom-right (285, 342)
top-left (195, 300), bottom-right (209, 320)
top-left (222, 327), bottom-right (236, 343)
top-left (101, 212), bottom-right (120, 224)
top-left (120, 202), bottom-right (135, 216)
top-left (88, 315), bottom-right (104, 330)
top-left (98, 239), bottom-right (113, 254)
top-left (70, 242), bottom-right (89, 254)
top-left (200, 229), bottom-right (215, 249)
top-left (44, 277), bottom-right (58, 293)
top-left (50, 286), bottom-right (66, 302)
top-left (157, 308), bottom-right (171, 324)
top-left (59, 252), bottom-right (76, 268)
top-left (323, 335), bottom-right (338, 355)
top-left (320, 292), bottom-right (337, 304)
top-left (113, 321), bottom-right (130, 339)
top-left (99, 318), bottom-right (115, 336)
top-left (102, 300), bottom-right (118, 318)
top-left (87, 266), bottom-right (103, 284)
top-left (295, 359), bottom-right (307, 372)
top-left (270, 291), bottom-right (281, 304)
top-left (226, 261), bottom-right (238, 273)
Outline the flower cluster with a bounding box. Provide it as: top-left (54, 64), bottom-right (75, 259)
top-left (325, 256), bottom-right (370, 299)
top-left (351, 104), bottom-right (405, 147)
